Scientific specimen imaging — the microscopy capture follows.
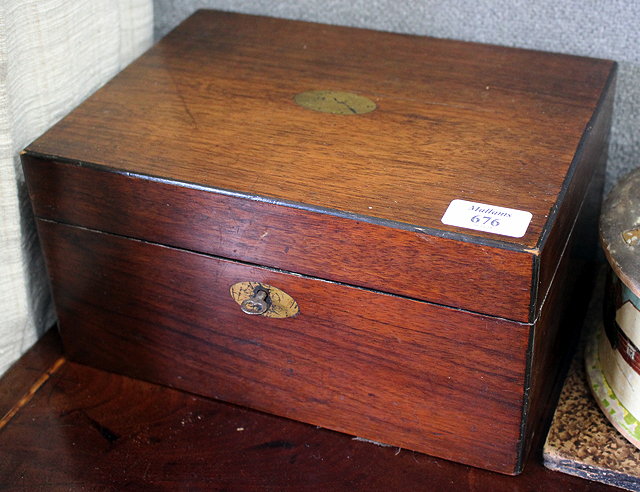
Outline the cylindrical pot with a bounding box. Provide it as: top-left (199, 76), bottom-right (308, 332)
top-left (586, 167), bottom-right (640, 448)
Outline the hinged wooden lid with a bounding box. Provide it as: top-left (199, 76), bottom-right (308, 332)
top-left (23, 10), bottom-right (616, 323)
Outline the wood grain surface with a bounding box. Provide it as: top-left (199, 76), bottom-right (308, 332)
top-left (521, 257), bottom-right (597, 469)
top-left (25, 9), bottom-right (614, 250)
top-left (38, 219), bottom-right (530, 473)
top-left (23, 155), bottom-right (534, 322)
top-left (0, 326), bottom-right (618, 490)
top-left (514, 80), bottom-right (616, 463)
top-left (21, 10), bottom-right (616, 325)
top-left (0, 329), bottom-right (62, 422)
top-left (535, 73), bottom-right (615, 315)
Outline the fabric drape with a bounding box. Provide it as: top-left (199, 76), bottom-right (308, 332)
top-left (0, 0), bottom-right (153, 375)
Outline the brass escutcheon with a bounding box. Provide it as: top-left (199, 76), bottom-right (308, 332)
top-left (230, 282), bottom-right (299, 318)
top-left (294, 90), bottom-right (376, 115)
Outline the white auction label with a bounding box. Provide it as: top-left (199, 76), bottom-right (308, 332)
top-left (441, 199), bottom-right (532, 238)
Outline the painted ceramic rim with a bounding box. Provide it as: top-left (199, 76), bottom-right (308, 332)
top-left (611, 320), bottom-right (640, 376)
top-left (586, 325), bottom-right (640, 449)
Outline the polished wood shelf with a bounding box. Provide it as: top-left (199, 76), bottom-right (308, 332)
top-left (0, 328), bottom-right (618, 490)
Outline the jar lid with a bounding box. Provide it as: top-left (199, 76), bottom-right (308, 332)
top-left (601, 167), bottom-right (640, 298)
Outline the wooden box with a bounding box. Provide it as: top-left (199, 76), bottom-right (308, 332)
top-left (21, 10), bottom-right (616, 474)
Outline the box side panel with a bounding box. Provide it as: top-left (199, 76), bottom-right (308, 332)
top-left (518, 69), bottom-right (616, 471)
top-left (519, 254), bottom-right (594, 472)
top-left (22, 156), bottom-right (534, 322)
top-left (534, 66), bottom-right (616, 318)
top-left (37, 220), bottom-right (529, 474)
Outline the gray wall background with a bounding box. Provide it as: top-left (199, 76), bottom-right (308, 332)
top-left (154, 0), bottom-right (639, 191)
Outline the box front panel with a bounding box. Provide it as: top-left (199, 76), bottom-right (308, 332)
top-left (38, 220), bottom-right (529, 474)
top-left (23, 156), bottom-right (535, 322)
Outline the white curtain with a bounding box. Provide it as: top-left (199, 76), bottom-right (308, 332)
top-left (0, 0), bottom-right (153, 375)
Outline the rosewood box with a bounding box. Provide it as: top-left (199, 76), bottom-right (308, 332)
top-left (21, 10), bottom-right (616, 474)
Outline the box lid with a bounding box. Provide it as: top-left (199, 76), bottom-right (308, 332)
top-left (23, 10), bottom-right (615, 323)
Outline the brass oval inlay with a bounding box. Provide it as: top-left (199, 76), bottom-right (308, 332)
top-left (294, 90), bottom-right (376, 115)
top-left (230, 282), bottom-right (299, 318)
